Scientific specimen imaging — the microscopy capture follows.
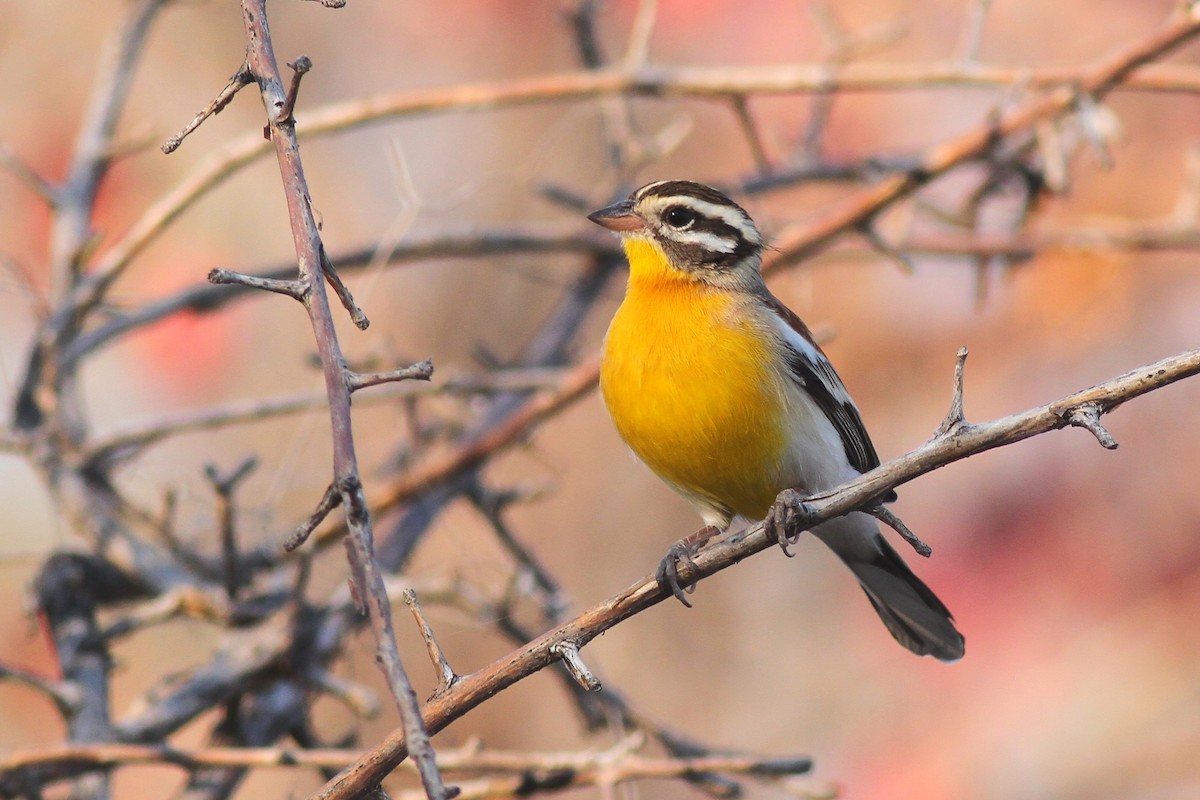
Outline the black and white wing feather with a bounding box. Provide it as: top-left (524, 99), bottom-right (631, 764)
top-left (763, 293), bottom-right (896, 500)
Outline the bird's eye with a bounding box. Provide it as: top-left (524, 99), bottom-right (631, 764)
top-left (663, 206), bottom-right (698, 228)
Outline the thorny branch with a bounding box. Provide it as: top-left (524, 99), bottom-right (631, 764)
top-left (236, 1), bottom-right (447, 798)
top-left (0, 735), bottom-right (811, 794)
top-left (313, 346), bottom-right (1200, 799)
top-left (161, 60), bottom-right (253, 154)
top-left (80, 24), bottom-right (1200, 300)
top-left (6, 2), bottom-right (1200, 800)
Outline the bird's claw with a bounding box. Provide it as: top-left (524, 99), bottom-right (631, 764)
top-left (766, 489), bottom-right (814, 558)
top-left (656, 541), bottom-right (701, 607)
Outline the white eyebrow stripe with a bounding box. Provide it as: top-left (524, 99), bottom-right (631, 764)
top-left (666, 229), bottom-right (739, 253)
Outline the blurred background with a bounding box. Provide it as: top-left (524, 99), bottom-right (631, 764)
top-left (2, 1), bottom-right (1199, 798)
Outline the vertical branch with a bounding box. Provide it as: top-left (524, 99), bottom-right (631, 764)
top-left (35, 555), bottom-right (147, 800)
top-left (238, 2), bottom-right (447, 798)
top-left (49, 0), bottom-right (170, 298)
top-left (14, 0), bottom-right (169, 433)
top-left (204, 457), bottom-right (259, 600)
top-left (958, 0), bottom-right (994, 62)
top-left (375, 3), bottom-right (629, 573)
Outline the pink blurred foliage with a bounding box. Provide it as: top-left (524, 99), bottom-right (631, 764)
top-left (1, 1), bottom-right (1198, 798)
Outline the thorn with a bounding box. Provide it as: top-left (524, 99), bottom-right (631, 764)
top-left (346, 359), bottom-right (435, 392)
top-left (552, 640), bottom-right (601, 692)
top-left (1065, 403), bottom-right (1119, 450)
top-left (936, 346), bottom-right (970, 436)
top-left (285, 483), bottom-right (342, 551)
top-left (869, 504), bottom-right (932, 557)
top-left (319, 246), bottom-right (369, 329)
top-left (277, 55), bottom-right (313, 128)
top-left (862, 223), bottom-right (916, 274)
top-left (162, 61), bottom-right (253, 154)
top-left (404, 589), bottom-right (458, 694)
top-left (208, 268), bottom-right (307, 301)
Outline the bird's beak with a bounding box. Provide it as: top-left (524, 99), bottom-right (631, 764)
top-left (587, 200), bottom-right (644, 232)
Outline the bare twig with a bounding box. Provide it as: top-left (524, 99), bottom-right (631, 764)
top-left (730, 95), bottom-right (772, 173)
top-left (277, 56), bottom-right (313, 128)
top-left (238, 2), bottom-right (448, 798)
top-left (799, 2), bottom-right (907, 162)
top-left (204, 457), bottom-right (259, 599)
top-left (0, 737), bottom-right (811, 791)
top-left (0, 663), bottom-right (82, 716)
top-left (100, 585), bottom-right (232, 639)
top-left (0, 142), bottom-right (60, 205)
top-left (311, 353), bottom-right (602, 552)
top-left (63, 226), bottom-right (607, 367)
top-left (85, 365), bottom-right (574, 465)
top-left (1065, 403), bottom-right (1120, 450)
top-left (403, 590), bottom-right (458, 694)
top-left (49, 0), bottom-right (169, 297)
top-left (208, 268), bottom-right (307, 299)
top-left (113, 609), bottom-right (294, 743)
top-left (468, 483), bottom-right (568, 620)
top-left (304, 669), bottom-right (381, 719)
top-left (88, 56), bottom-right (1200, 301)
top-left (861, 223), bottom-right (916, 273)
top-left (620, 0), bottom-right (658, 70)
top-left (312, 346), bottom-right (1200, 799)
top-left (550, 642), bottom-right (600, 692)
top-left (347, 360), bottom-right (435, 392)
top-left (765, 12), bottom-right (1200, 268)
top-left (868, 505), bottom-right (933, 557)
top-left (319, 246), bottom-right (370, 329)
top-left (937, 346), bottom-right (970, 436)
top-left (162, 60), bottom-right (254, 154)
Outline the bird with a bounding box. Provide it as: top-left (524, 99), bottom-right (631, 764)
top-left (588, 179), bottom-right (965, 661)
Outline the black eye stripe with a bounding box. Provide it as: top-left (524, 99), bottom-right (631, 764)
top-left (659, 221), bottom-right (757, 268)
top-left (628, 180), bottom-right (763, 270)
top-left (694, 217), bottom-right (738, 238)
top-left (660, 215), bottom-right (741, 244)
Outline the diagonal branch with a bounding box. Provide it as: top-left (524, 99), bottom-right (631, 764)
top-left (310, 344), bottom-right (1200, 799)
top-left (763, 8), bottom-right (1200, 268)
top-left (63, 229), bottom-right (610, 366)
top-left (49, 0), bottom-right (170, 297)
top-left (83, 21), bottom-right (1200, 306)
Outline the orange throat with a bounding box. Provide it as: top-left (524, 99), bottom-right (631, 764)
top-left (600, 239), bottom-right (788, 521)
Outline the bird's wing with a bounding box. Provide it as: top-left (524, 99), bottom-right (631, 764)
top-left (761, 292), bottom-right (889, 485)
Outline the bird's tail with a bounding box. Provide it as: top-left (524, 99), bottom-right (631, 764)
top-left (812, 512), bottom-right (965, 661)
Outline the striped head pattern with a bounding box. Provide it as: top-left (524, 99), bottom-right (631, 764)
top-left (589, 181), bottom-right (765, 278)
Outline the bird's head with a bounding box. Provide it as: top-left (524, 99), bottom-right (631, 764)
top-left (588, 180), bottom-right (766, 289)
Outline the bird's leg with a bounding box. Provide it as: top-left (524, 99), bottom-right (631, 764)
top-left (656, 524), bottom-right (724, 608)
top-left (765, 488), bottom-right (818, 558)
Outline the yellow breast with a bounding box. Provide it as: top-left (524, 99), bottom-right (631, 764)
top-left (600, 239), bottom-right (789, 522)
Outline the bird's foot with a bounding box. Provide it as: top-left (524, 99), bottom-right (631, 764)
top-left (765, 489), bottom-right (816, 558)
top-left (656, 525), bottom-right (721, 607)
